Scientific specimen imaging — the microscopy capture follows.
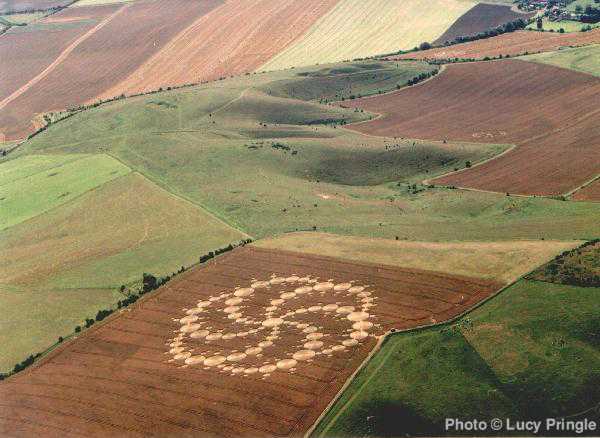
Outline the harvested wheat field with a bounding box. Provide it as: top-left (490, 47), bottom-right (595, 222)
top-left (0, 246), bottom-right (502, 437)
top-left (434, 3), bottom-right (533, 45)
top-left (396, 28), bottom-right (600, 61)
top-left (99, 0), bottom-right (340, 98)
top-left (572, 179), bottom-right (600, 201)
top-left (344, 59), bottom-right (600, 196)
top-left (260, 0), bottom-right (474, 72)
top-left (0, 0), bottom-right (222, 140)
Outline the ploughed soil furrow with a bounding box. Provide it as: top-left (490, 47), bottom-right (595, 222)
top-left (397, 28), bottom-right (600, 61)
top-left (0, 246), bottom-right (501, 437)
top-left (344, 59), bottom-right (600, 196)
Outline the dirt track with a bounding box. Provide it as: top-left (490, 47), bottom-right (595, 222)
top-left (0, 246), bottom-right (501, 437)
top-left (0, 3), bottom-right (129, 112)
top-left (0, 0), bottom-right (222, 140)
top-left (572, 178), bottom-right (600, 201)
top-left (398, 28), bottom-right (600, 60)
top-left (344, 59), bottom-right (600, 196)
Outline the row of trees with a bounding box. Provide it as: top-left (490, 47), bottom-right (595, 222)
top-left (0, 239), bottom-right (252, 380)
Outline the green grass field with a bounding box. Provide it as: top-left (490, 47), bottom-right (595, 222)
top-left (526, 17), bottom-right (600, 32)
top-left (523, 44), bottom-right (600, 76)
top-left (314, 279), bottom-right (600, 437)
top-left (262, 62), bottom-right (438, 102)
top-left (0, 171), bottom-right (246, 370)
top-left (567, 0), bottom-right (597, 12)
top-left (0, 172), bottom-right (246, 289)
top-left (16, 61), bottom-right (600, 241)
top-left (0, 285), bottom-right (122, 373)
top-left (3, 58), bottom-right (599, 379)
top-left (0, 154), bottom-right (130, 230)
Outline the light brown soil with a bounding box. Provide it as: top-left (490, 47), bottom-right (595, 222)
top-left (0, 246), bottom-right (502, 437)
top-left (344, 59), bottom-right (600, 196)
top-left (0, 4), bottom-right (116, 101)
top-left (0, 0), bottom-right (222, 140)
top-left (572, 178), bottom-right (600, 201)
top-left (397, 28), bottom-right (600, 61)
top-left (99, 0), bottom-right (341, 99)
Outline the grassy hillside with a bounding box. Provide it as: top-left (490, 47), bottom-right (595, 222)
top-left (0, 154), bottom-right (130, 230)
top-left (314, 279), bottom-right (600, 437)
top-left (0, 172), bottom-right (246, 371)
top-left (523, 45), bottom-right (600, 77)
top-left (260, 0), bottom-right (474, 71)
top-left (262, 61), bottom-right (438, 102)
top-left (14, 61), bottom-right (600, 241)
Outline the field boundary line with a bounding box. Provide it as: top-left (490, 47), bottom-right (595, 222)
top-left (566, 172), bottom-right (600, 198)
top-left (0, 3), bottom-right (130, 112)
top-left (306, 265), bottom-right (551, 437)
top-left (0, 154), bottom-right (132, 233)
top-left (422, 143), bottom-right (518, 186)
top-left (106, 152), bottom-right (252, 239)
top-left (340, 64), bottom-right (447, 134)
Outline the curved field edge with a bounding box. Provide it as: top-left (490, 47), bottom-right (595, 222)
top-left (253, 232), bottom-right (581, 283)
top-left (259, 0), bottom-right (474, 71)
top-left (312, 279), bottom-right (600, 437)
top-left (343, 59), bottom-right (600, 197)
top-left (7, 61), bottom-right (600, 241)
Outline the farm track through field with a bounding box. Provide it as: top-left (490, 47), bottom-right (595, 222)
top-left (0, 246), bottom-right (502, 437)
top-left (0, 3), bottom-right (129, 112)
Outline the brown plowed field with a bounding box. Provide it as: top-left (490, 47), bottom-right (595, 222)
top-left (344, 60), bottom-right (600, 196)
top-left (0, 246), bottom-right (502, 437)
top-left (572, 179), bottom-right (600, 201)
top-left (397, 28), bottom-right (600, 61)
top-left (99, 0), bottom-right (340, 99)
top-left (0, 5), bottom-right (113, 101)
top-left (434, 3), bottom-right (533, 45)
top-left (0, 0), bottom-right (222, 141)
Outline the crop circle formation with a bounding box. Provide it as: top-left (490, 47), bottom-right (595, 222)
top-left (166, 275), bottom-right (379, 378)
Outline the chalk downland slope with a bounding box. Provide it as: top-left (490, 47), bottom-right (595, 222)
top-left (260, 0), bottom-right (475, 72)
top-left (0, 170), bottom-right (246, 370)
top-left (18, 60), bottom-right (600, 241)
top-left (99, 0), bottom-right (341, 98)
top-left (434, 3), bottom-right (533, 45)
top-left (396, 28), bottom-right (600, 61)
top-left (344, 60), bottom-right (600, 196)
